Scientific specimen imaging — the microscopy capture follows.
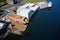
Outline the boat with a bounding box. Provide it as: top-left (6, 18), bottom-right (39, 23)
top-left (17, 2), bottom-right (52, 19)
top-left (0, 14), bottom-right (29, 39)
top-left (5, 13), bottom-right (29, 33)
top-left (36, 2), bottom-right (52, 9)
top-left (17, 3), bottom-right (39, 19)
top-left (3, 13), bottom-right (29, 35)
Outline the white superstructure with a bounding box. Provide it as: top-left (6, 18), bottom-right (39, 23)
top-left (17, 3), bottom-right (39, 19)
top-left (17, 2), bottom-right (52, 19)
top-left (36, 2), bottom-right (52, 9)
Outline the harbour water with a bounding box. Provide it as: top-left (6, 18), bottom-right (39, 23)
top-left (4, 0), bottom-right (60, 40)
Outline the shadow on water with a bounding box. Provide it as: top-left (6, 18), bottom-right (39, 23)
top-left (4, 33), bottom-right (24, 40)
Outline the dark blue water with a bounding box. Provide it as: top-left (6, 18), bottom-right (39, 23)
top-left (23, 0), bottom-right (60, 40)
top-left (5, 0), bottom-right (60, 40)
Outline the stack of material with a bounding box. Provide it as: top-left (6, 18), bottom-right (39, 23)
top-left (11, 22), bottom-right (27, 32)
top-left (5, 13), bottom-right (29, 34)
top-left (6, 14), bottom-right (29, 24)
